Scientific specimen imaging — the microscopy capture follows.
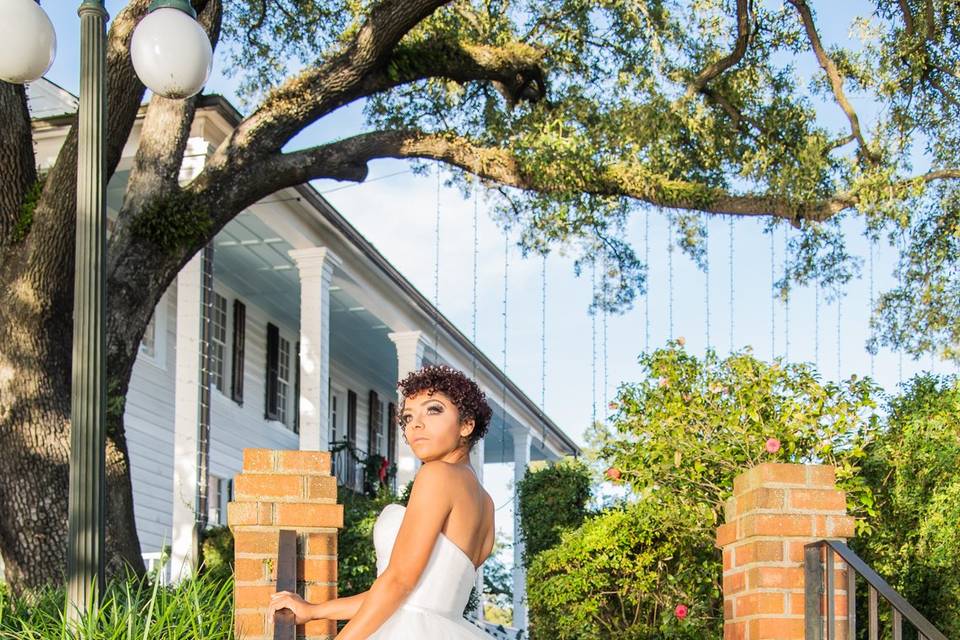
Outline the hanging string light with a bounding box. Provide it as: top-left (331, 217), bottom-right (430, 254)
top-left (729, 217), bottom-right (735, 354)
top-left (668, 216), bottom-right (675, 339)
top-left (704, 215), bottom-right (710, 350)
top-left (472, 186), bottom-right (479, 378)
top-left (645, 214), bottom-right (651, 353)
top-left (837, 296), bottom-right (842, 381)
top-left (602, 253), bottom-right (609, 423)
top-left (770, 230), bottom-right (776, 360)
top-left (591, 258), bottom-right (598, 427)
top-left (784, 226), bottom-right (790, 362)
top-left (868, 238), bottom-right (875, 378)
top-left (541, 254), bottom-right (547, 411)
top-left (897, 235), bottom-right (904, 384)
top-left (501, 225), bottom-right (509, 463)
top-left (814, 281), bottom-right (820, 369)
top-left (433, 164), bottom-right (442, 354)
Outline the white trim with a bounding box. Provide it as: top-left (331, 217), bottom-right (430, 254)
top-left (139, 291), bottom-right (168, 370)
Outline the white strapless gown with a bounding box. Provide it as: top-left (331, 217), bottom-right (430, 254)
top-left (366, 503), bottom-right (490, 639)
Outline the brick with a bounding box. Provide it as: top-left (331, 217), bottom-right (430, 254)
top-left (741, 513), bottom-right (815, 538)
top-left (243, 449), bottom-right (276, 473)
top-left (723, 548), bottom-right (733, 571)
top-left (788, 488), bottom-right (847, 512)
top-left (734, 540), bottom-right (783, 567)
top-left (304, 532), bottom-right (337, 556)
top-left (827, 515), bottom-right (856, 538)
top-left (734, 463), bottom-right (806, 494)
top-left (307, 476), bottom-right (338, 502)
top-left (724, 496), bottom-right (737, 520)
top-left (724, 596), bottom-right (734, 619)
top-left (258, 503), bottom-right (274, 526)
top-left (750, 617), bottom-right (804, 640)
top-left (723, 570), bottom-right (746, 595)
top-left (277, 450), bottom-right (332, 475)
top-left (723, 620), bottom-right (747, 640)
top-left (235, 611), bottom-right (266, 638)
top-left (716, 522), bottom-right (738, 548)
top-left (303, 618), bottom-right (337, 638)
top-left (234, 474), bottom-right (304, 500)
top-left (738, 487), bottom-right (786, 513)
top-left (227, 502), bottom-right (258, 527)
top-left (305, 583), bottom-right (336, 603)
top-left (747, 566), bottom-right (805, 589)
top-left (234, 530), bottom-right (280, 555)
top-left (806, 465), bottom-right (836, 488)
top-left (300, 558), bottom-right (337, 582)
top-left (787, 540), bottom-right (811, 563)
top-left (275, 503), bottom-right (343, 528)
top-left (235, 558), bottom-right (270, 582)
top-left (734, 592), bottom-right (786, 617)
top-left (235, 584), bottom-right (276, 608)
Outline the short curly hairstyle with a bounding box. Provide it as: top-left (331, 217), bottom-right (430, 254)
top-left (397, 364), bottom-right (492, 451)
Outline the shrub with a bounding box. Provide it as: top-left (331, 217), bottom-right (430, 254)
top-left (517, 458), bottom-right (593, 569)
top-left (0, 569), bottom-right (234, 639)
top-left (527, 499), bottom-right (720, 640)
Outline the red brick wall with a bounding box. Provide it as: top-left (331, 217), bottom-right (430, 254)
top-left (716, 463), bottom-right (855, 640)
top-left (228, 449), bottom-right (343, 639)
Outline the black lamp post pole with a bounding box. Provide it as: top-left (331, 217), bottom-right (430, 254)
top-left (66, 0), bottom-right (108, 622)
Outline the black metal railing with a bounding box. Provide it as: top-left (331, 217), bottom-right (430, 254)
top-left (273, 530), bottom-right (297, 640)
top-left (804, 540), bottom-right (947, 640)
top-left (330, 439), bottom-right (397, 496)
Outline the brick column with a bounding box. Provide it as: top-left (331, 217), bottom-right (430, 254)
top-left (716, 463), bottom-right (856, 640)
top-left (228, 449), bottom-right (344, 640)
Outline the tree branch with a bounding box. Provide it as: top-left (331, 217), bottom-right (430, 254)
top-left (789, 0), bottom-right (879, 164)
top-left (227, 0), bottom-right (453, 153)
top-left (686, 0), bottom-right (750, 96)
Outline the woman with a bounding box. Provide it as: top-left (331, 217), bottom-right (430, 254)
top-left (268, 364), bottom-right (496, 639)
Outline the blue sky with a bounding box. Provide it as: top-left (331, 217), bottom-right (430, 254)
top-left (37, 1), bottom-right (958, 557)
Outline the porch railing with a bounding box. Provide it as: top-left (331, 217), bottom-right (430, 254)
top-left (272, 530), bottom-right (297, 640)
top-left (804, 540), bottom-right (947, 640)
top-left (330, 439), bottom-right (397, 495)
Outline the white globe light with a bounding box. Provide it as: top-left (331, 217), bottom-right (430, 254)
top-left (130, 7), bottom-right (212, 99)
top-left (0, 0), bottom-right (57, 84)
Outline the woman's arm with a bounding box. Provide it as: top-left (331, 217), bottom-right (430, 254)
top-left (268, 590), bottom-right (368, 623)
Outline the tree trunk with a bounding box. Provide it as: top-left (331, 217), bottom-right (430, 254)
top-left (0, 230), bottom-right (144, 595)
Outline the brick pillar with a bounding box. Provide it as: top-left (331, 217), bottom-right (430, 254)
top-left (228, 449), bottom-right (344, 640)
top-left (716, 463), bottom-right (856, 640)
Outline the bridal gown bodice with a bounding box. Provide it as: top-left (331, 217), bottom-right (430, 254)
top-left (366, 503), bottom-right (489, 639)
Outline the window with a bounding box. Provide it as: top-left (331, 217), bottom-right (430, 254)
top-left (206, 475), bottom-right (231, 526)
top-left (230, 300), bottom-right (246, 404)
top-left (210, 292), bottom-right (228, 391)
top-left (265, 323), bottom-right (281, 421)
top-left (368, 390), bottom-right (381, 455)
top-left (376, 399), bottom-right (386, 456)
top-left (330, 393), bottom-right (340, 444)
top-left (277, 336), bottom-right (291, 425)
top-left (139, 293), bottom-right (167, 368)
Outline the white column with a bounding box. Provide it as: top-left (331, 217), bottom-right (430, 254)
top-left (509, 425), bottom-right (531, 631)
top-left (471, 440), bottom-right (486, 622)
top-left (170, 252), bottom-right (205, 582)
top-left (387, 330), bottom-right (426, 490)
top-left (289, 247), bottom-right (342, 452)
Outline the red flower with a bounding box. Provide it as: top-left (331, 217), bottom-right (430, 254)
top-left (605, 467), bottom-right (621, 481)
top-left (378, 457), bottom-right (389, 483)
top-left (675, 604), bottom-right (688, 620)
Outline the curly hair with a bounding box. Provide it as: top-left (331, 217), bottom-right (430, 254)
top-left (397, 364), bottom-right (492, 451)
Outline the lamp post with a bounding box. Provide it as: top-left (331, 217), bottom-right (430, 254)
top-left (0, 0), bottom-right (211, 621)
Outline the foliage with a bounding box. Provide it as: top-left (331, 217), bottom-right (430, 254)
top-left (199, 525), bottom-right (235, 585)
top-left (211, 0), bottom-right (960, 359)
top-left (516, 457), bottom-right (593, 569)
top-left (852, 374), bottom-right (960, 638)
top-left (0, 569), bottom-right (234, 639)
top-left (591, 343), bottom-right (883, 531)
top-left (130, 191), bottom-right (212, 255)
top-left (12, 178), bottom-right (43, 244)
top-left (526, 499), bottom-right (720, 640)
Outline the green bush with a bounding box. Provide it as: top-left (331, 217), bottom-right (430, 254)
top-left (199, 525), bottom-right (234, 584)
top-left (527, 499), bottom-right (720, 640)
top-left (853, 374), bottom-right (960, 638)
top-left (0, 570), bottom-right (233, 639)
top-left (517, 458), bottom-right (593, 569)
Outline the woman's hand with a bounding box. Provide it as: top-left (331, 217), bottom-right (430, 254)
top-left (268, 591), bottom-right (319, 625)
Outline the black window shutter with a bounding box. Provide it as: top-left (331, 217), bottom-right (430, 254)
top-left (265, 323), bottom-right (280, 420)
top-left (293, 341), bottom-right (301, 434)
top-left (347, 390), bottom-right (357, 446)
top-left (368, 390), bottom-right (380, 454)
top-left (387, 402), bottom-right (396, 463)
top-left (231, 300), bottom-right (246, 404)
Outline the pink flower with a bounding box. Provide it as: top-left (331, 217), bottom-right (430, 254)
top-left (676, 336), bottom-right (686, 347)
top-left (658, 377), bottom-right (670, 388)
top-left (675, 604), bottom-right (688, 620)
top-left (605, 467), bottom-right (621, 481)
top-left (608, 401), bottom-right (619, 411)
top-left (765, 438), bottom-right (781, 454)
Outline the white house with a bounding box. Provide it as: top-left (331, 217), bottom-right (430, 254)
top-left (27, 79), bottom-right (581, 633)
